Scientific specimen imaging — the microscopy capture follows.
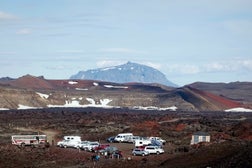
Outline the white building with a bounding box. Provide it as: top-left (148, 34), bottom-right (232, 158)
top-left (190, 132), bottom-right (210, 145)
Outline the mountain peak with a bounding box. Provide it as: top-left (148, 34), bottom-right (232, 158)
top-left (70, 62), bottom-right (177, 87)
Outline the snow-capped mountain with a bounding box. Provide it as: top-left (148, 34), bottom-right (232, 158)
top-left (70, 61), bottom-right (177, 87)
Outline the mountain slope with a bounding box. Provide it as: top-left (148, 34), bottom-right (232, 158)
top-left (0, 75), bottom-right (248, 111)
top-left (188, 82), bottom-right (252, 107)
top-left (70, 61), bottom-right (177, 87)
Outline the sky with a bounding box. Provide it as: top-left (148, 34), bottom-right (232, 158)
top-left (0, 0), bottom-right (252, 86)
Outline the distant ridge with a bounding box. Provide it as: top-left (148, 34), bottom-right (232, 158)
top-left (0, 75), bottom-right (251, 111)
top-left (70, 61), bottom-right (177, 87)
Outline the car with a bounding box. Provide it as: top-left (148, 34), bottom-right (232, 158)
top-left (127, 136), bottom-right (141, 143)
top-left (144, 146), bottom-right (164, 154)
top-left (132, 148), bottom-right (150, 156)
top-left (75, 141), bottom-right (90, 149)
top-left (57, 139), bottom-right (81, 148)
top-left (57, 140), bottom-right (68, 147)
top-left (106, 136), bottom-right (115, 143)
top-left (85, 141), bottom-right (100, 152)
top-left (93, 144), bottom-right (110, 152)
top-left (149, 137), bottom-right (166, 145)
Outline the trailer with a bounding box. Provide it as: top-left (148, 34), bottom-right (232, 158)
top-left (134, 138), bottom-right (152, 147)
top-left (11, 135), bottom-right (47, 147)
top-left (114, 133), bottom-right (133, 142)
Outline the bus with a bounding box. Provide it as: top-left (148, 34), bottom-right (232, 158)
top-left (11, 135), bottom-right (47, 146)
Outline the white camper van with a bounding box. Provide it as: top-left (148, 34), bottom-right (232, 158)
top-left (57, 136), bottom-right (81, 148)
top-left (134, 137), bottom-right (152, 147)
top-left (63, 136), bottom-right (81, 141)
top-left (114, 133), bottom-right (133, 142)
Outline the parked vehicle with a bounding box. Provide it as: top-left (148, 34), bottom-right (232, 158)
top-left (114, 133), bottom-right (133, 143)
top-left (134, 137), bottom-right (152, 147)
top-left (57, 136), bottom-right (81, 148)
top-left (150, 137), bottom-right (166, 145)
top-left (63, 136), bottom-right (81, 141)
top-left (93, 144), bottom-right (110, 152)
top-left (132, 148), bottom-right (150, 156)
top-left (106, 136), bottom-right (115, 143)
top-left (84, 141), bottom-right (100, 151)
top-left (57, 139), bottom-right (81, 148)
top-left (57, 140), bottom-right (68, 147)
top-left (144, 146), bottom-right (164, 154)
top-left (74, 141), bottom-right (90, 149)
top-left (127, 136), bottom-right (141, 143)
top-left (11, 135), bottom-right (47, 147)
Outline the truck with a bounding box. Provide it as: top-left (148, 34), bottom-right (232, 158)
top-left (11, 135), bottom-right (47, 147)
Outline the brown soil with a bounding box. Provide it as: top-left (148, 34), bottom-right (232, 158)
top-left (0, 108), bottom-right (252, 168)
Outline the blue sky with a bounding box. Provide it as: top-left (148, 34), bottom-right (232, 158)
top-left (0, 0), bottom-right (252, 86)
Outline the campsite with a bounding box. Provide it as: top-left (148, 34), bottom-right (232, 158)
top-left (0, 107), bottom-right (252, 167)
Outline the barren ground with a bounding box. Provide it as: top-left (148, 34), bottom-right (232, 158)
top-left (0, 107), bottom-right (252, 168)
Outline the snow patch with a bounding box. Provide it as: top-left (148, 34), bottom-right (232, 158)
top-left (18, 104), bottom-right (42, 109)
top-left (47, 98), bottom-right (113, 108)
top-left (76, 88), bottom-right (88, 91)
top-left (101, 67), bottom-right (116, 71)
top-left (0, 108), bottom-right (9, 111)
top-left (225, 107), bottom-right (252, 112)
top-left (86, 98), bottom-right (96, 105)
top-left (100, 99), bottom-right (112, 106)
top-left (132, 105), bottom-right (177, 111)
top-left (104, 85), bottom-right (128, 89)
top-left (68, 81), bottom-right (78, 85)
top-left (93, 82), bottom-right (99, 86)
top-left (64, 100), bottom-right (81, 107)
top-left (36, 92), bottom-right (49, 99)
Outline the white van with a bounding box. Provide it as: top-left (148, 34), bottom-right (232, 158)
top-left (63, 136), bottom-right (81, 141)
top-left (57, 136), bottom-right (81, 148)
top-left (114, 133), bottom-right (133, 142)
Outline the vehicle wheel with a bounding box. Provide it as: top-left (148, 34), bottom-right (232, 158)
top-left (64, 145), bottom-right (67, 148)
top-left (157, 151), bottom-right (160, 155)
top-left (142, 153), bottom-right (145, 156)
top-left (133, 153), bottom-right (136, 156)
top-left (21, 143), bottom-right (25, 147)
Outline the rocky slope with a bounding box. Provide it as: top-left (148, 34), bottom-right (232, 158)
top-left (0, 75), bottom-right (250, 111)
top-left (189, 82), bottom-right (252, 107)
